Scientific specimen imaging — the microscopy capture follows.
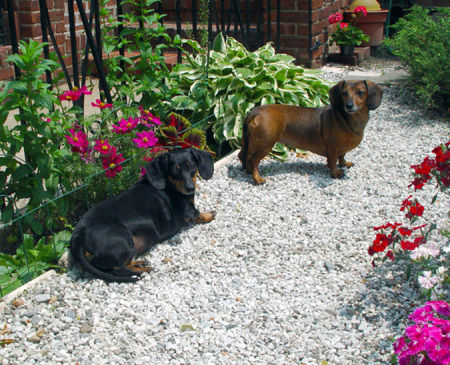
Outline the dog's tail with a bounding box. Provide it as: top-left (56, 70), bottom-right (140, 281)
top-left (70, 240), bottom-right (139, 283)
top-left (239, 113), bottom-right (251, 170)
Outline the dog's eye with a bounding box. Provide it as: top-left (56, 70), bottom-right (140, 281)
top-left (357, 91), bottom-right (365, 97)
top-left (342, 91), bottom-right (349, 97)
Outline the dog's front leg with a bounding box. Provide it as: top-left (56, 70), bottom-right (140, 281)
top-left (326, 147), bottom-right (344, 178)
top-left (186, 197), bottom-right (215, 224)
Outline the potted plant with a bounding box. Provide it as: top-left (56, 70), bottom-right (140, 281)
top-left (345, 0), bottom-right (389, 47)
top-left (328, 7), bottom-right (370, 56)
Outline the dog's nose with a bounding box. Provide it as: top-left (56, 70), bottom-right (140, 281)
top-left (346, 101), bottom-right (354, 109)
top-left (185, 184), bottom-right (195, 193)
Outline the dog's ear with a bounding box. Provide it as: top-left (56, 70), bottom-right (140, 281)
top-left (329, 81), bottom-right (345, 111)
top-left (190, 148), bottom-right (214, 180)
top-left (365, 81), bottom-right (383, 110)
top-left (145, 153), bottom-right (169, 189)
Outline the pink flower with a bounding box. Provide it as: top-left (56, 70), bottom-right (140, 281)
top-left (133, 131), bottom-right (158, 149)
top-left (112, 117), bottom-right (139, 134)
top-left (94, 139), bottom-right (113, 155)
top-left (91, 99), bottom-right (113, 109)
top-left (102, 151), bottom-right (125, 178)
top-left (41, 117), bottom-right (51, 123)
top-left (138, 106), bottom-right (161, 126)
top-left (353, 6), bottom-right (368, 17)
top-left (328, 12), bottom-right (343, 25)
top-left (66, 128), bottom-right (89, 153)
top-left (58, 85), bottom-right (92, 102)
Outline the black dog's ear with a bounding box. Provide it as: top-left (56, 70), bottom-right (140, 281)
top-left (145, 153), bottom-right (169, 189)
top-left (190, 148), bottom-right (214, 180)
top-left (365, 80), bottom-right (383, 110)
top-left (329, 81), bottom-right (345, 111)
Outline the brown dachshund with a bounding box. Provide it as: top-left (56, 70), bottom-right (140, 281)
top-left (238, 80), bottom-right (383, 184)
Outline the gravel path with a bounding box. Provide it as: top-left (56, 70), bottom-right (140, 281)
top-left (1, 62), bottom-right (449, 365)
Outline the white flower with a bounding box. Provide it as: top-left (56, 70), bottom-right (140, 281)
top-left (410, 242), bottom-right (440, 260)
top-left (418, 271), bottom-right (439, 289)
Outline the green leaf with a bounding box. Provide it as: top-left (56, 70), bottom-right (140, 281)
top-left (212, 33), bottom-right (227, 54)
top-left (1, 202), bottom-right (14, 224)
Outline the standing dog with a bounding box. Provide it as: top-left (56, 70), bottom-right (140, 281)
top-left (239, 80), bottom-right (383, 184)
top-left (70, 148), bottom-right (215, 282)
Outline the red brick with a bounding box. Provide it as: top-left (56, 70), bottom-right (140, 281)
top-left (280, 11), bottom-right (309, 23)
top-left (332, 0), bottom-right (342, 12)
top-left (19, 11), bottom-right (41, 25)
top-left (280, 35), bottom-right (308, 49)
top-left (54, 0), bottom-right (64, 10)
top-left (0, 66), bottom-right (15, 81)
top-left (48, 9), bottom-right (64, 22)
top-left (279, 0), bottom-right (297, 10)
top-left (297, 0), bottom-right (323, 11)
top-left (20, 25), bottom-right (42, 38)
top-left (19, 1), bottom-right (40, 12)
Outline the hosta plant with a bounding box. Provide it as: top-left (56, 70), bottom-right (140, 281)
top-left (168, 33), bottom-right (330, 157)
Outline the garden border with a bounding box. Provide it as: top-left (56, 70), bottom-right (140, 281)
top-left (0, 150), bottom-right (240, 314)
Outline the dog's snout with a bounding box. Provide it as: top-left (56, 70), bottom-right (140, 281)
top-left (185, 183), bottom-right (195, 193)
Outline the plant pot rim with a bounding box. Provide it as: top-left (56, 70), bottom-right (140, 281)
top-left (344, 9), bottom-right (389, 14)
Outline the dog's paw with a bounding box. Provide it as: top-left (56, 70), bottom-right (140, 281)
top-left (254, 176), bottom-right (266, 185)
top-left (195, 212), bottom-right (215, 224)
top-left (331, 169), bottom-right (344, 179)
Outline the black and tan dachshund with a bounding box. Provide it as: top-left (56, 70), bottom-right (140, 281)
top-left (70, 148), bottom-right (215, 283)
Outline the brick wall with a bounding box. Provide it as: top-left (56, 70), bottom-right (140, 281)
top-left (276, 0), bottom-right (350, 67)
top-left (0, 0), bottom-right (117, 81)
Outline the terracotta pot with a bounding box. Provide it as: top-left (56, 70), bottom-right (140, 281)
top-left (340, 45), bottom-right (355, 56)
top-left (344, 10), bottom-right (389, 47)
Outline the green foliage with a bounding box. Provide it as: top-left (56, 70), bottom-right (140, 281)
top-left (168, 33), bottom-right (330, 156)
top-left (99, 0), bottom-right (181, 114)
top-left (0, 40), bottom-right (74, 233)
top-left (0, 230), bottom-right (70, 296)
top-left (384, 6), bottom-right (450, 110)
top-left (329, 25), bottom-right (370, 47)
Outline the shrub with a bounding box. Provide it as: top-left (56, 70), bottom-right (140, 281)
top-left (384, 6), bottom-right (450, 110)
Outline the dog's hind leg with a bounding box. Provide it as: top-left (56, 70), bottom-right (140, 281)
top-left (338, 154), bottom-right (354, 169)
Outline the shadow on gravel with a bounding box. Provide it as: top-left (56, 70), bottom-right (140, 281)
top-left (227, 158), bottom-right (352, 188)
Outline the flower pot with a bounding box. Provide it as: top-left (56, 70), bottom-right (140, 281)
top-left (344, 10), bottom-right (389, 47)
top-left (340, 45), bottom-right (355, 56)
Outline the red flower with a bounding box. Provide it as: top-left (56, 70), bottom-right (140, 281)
top-left (340, 22), bottom-right (349, 29)
top-left (328, 12), bottom-right (344, 25)
top-left (371, 233), bottom-right (391, 252)
top-left (102, 151), bottom-right (125, 178)
top-left (386, 250), bottom-right (395, 261)
top-left (353, 6), bottom-right (368, 17)
top-left (91, 99), bottom-right (113, 109)
top-left (398, 227), bottom-right (412, 237)
top-left (401, 240), bottom-right (419, 251)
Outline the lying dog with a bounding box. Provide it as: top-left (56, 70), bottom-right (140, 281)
top-left (239, 80), bottom-right (383, 184)
top-left (70, 148), bottom-right (215, 282)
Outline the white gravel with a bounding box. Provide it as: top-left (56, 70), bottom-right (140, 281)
top-left (0, 64), bottom-right (449, 365)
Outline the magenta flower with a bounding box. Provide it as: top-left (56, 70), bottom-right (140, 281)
top-left (94, 139), bottom-right (113, 155)
top-left (66, 128), bottom-right (89, 153)
top-left (133, 131), bottom-right (158, 149)
top-left (58, 85), bottom-right (92, 102)
top-left (91, 99), bottom-right (113, 109)
top-left (112, 116), bottom-right (139, 134)
top-left (101, 151), bottom-right (125, 178)
top-left (41, 117), bottom-right (51, 123)
top-left (138, 106), bottom-right (161, 126)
